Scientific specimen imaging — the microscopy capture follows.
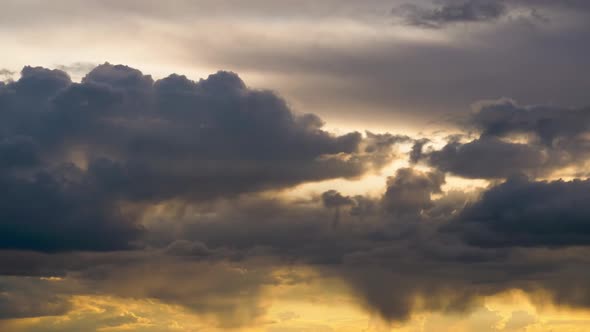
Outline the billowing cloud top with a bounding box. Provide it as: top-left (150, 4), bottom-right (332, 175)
top-left (0, 63), bottom-right (404, 252)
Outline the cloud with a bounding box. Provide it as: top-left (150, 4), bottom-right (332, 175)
top-left (0, 69), bottom-right (14, 80)
top-left (449, 175), bottom-right (590, 247)
top-left (393, 0), bottom-right (508, 28)
top-left (470, 99), bottom-right (590, 146)
top-left (0, 63), bottom-right (403, 252)
top-left (0, 136), bottom-right (40, 169)
top-left (413, 99), bottom-right (590, 179)
top-left (392, 0), bottom-right (590, 29)
top-left (382, 168), bottom-right (445, 216)
top-left (416, 137), bottom-right (547, 179)
top-left (131, 166), bottom-right (590, 322)
top-left (2, 169), bottom-right (590, 325)
top-left (0, 277), bottom-right (72, 319)
top-left (3, 0), bottom-right (590, 130)
top-left (0, 166), bottom-right (143, 252)
top-left (2, 63), bottom-right (590, 329)
top-left (0, 258), bottom-right (276, 328)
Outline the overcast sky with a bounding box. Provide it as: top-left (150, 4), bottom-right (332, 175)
top-left (2, 0), bottom-right (589, 131)
top-left (1, 1), bottom-right (590, 331)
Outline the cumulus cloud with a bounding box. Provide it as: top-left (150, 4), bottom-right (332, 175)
top-left (413, 99), bottom-right (590, 179)
top-left (470, 99), bottom-right (590, 146)
top-left (382, 168), bottom-right (445, 216)
top-left (0, 167), bottom-right (143, 252)
top-left (0, 63), bottom-right (403, 252)
top-left (449, 175), bottom-right (590, 247)
top-left (417, 137), bottom-right (547, 179)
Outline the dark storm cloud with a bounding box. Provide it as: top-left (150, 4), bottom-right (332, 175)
top-left (382, 168), bottom-right (444, 216)
top-left (413, 100), bottom-right (590, 179)
top-left (0, 136), bottom-right (40, 169)
top-left (0, 63), bottom-right (404, 252)
top-left (449, 175), bottom-right (590, 247)
top-left (1, 64), bottom-right (372, 191)
top-left (141, 168), bottom-right (454, 265)
top-left (394, 0), bottom-right (508, 28)
top-left (131, 165), bottom-right (590, 322)
top-left (3, 166), bottom-right (590, 325)
top-left (91, 174), bottom-right (590, 323)
top-left (0, 166), bottom-right (462, 323)
top-left (3, 62), bottom-right (590, 328)
top-left (417, 137), bottom-right (546, 179)
top-left (0, 166), bottom-right (143, 252)
top-left (470, 99), bottom-right (590, 146)
top-left (321, 190), bottom-right (354, 208)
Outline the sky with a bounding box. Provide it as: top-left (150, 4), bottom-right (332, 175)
top-left (1, 0), bottom-right (590, 331)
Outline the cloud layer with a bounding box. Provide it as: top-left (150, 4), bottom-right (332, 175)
top-left (1, 63), bottom-right (590, 330)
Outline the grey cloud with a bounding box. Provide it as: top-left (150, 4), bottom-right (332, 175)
top-left (170, 0), bottom-right (590, 130)
top-left (3, 0), bottom-right (590, 130)
top-left (2, 62), bottom-right (590, 328)
top-left (80, 260), bottom-right (277, 328)
top-left (394, 0), bottom-right (508, 28)
top-left (470, 99), bottom-right (590, 146)
top-left (3, 169), bottom-right (590, 325)
top-left (0, 136), bottom-right (40, 169)
top-left (450, 175), bottom-right (590, 247)
top-left (513, 0), bottom-right (590, 12)
top-left (0, 169), bottom-right (466, 323)
top-left (134, 168), bottom-right (590, 322)
top-left (0, 256), bottom-right (277, 328)
top-left (0, 63), bottom-right (403, 252)
top-left (0, 164), bottom-right (143, 252)
top-left (415, 100), bottom-right (590, 179)
top-left (0, 249), bottom-right (277, 326)
top-left (419, 137), bottom-right (547, 179)
top-left (15, 66), bottom-right (71, 97)
top-left (0, 69), bottom-right (14, 80)
top-left (198, 23), bottom-right (590, 129)
top-left (0, 277), bottom-right (72, 319)
top-left (322, 190), bottom-right (354, 227)
top-left (392, 0), bottom-right (590, 29)
top-left (409, 138), bottom-right (429, 164)
top-left (382, 168), bottom-right (445, 216)
top-left (139, 168), bottom-right (455, 265)
top-left (322, 190), bottom-right (354, 208)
